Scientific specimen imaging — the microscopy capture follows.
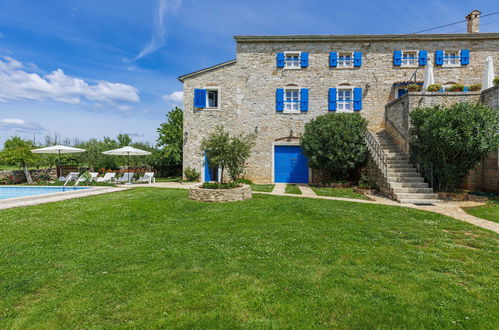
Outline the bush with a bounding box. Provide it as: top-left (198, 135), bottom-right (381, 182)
top-left (426, 84), bottom-right (442, 92)
top-left (448, 83), bottom-right (464, 92)
top-left (301, 113), bottom-right (368, 180)
top-left (407, 84), bottom-right (420, 92)
top-left (410, 102), bottom-right (499, 191)
top-left (184, 167), bottom-right (200, 182)
top-left (494, 77), bottom-right (499, 86)
top-left (201, 182), bottom-right (239, 189)
top-left (468, 83), bottom-right (482, 91)
top-left (235, 178), bottom-right (253, 185)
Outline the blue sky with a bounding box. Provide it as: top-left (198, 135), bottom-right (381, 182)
top-left (0, 0), bottom-right (498, 147)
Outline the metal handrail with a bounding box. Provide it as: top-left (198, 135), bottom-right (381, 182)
top-left (365, 131), bottom-right (388, 180)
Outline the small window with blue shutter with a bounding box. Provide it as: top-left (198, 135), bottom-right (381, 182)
top-left (194, 89), bottom-right (206, 108)
top-left (437, 50), bottom-right (468, 67)
top-left (276, 88), bottom-right (284, 111)
top-left (300, 52), bottom-right (309, 68)
top-left (393, 51), bottom-right (402, 66)
top-left (328, 88), bottom-right (337, 111)
top-left (277, 87), bottom-right (308, 113)
top-left (418, 50), bottom-right (428, 66)
top-left (280, 52), bottom-right (306, 69)
top-left (276, 53), bottom-right (285, 68)
top-left (194, 88), bottom-right (219, 109)
top-left (300, 89), bottom-right (308, 112)
top-left (353, 52), bottom-right (362, 67)
top-left (353, 88), bottom-right (362, 111)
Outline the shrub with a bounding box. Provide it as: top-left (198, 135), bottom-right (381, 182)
top-left (468, 83), bottom-right (482, 91)
top-left (301, 113), bottom-right (368, 180)
top-left (184, 167), bottom-right (200, 182)
top-left (201, 126), bottom-right (255, 183)
top-left (235, 178), bottom-right (253, 185)
top-left (426, 84), bottom-right (442, 92)
top-left (407, 84), bottom-right (420, 92)
top-left (448, 83), bottom-right (465, 92)
top-left (494, 77), bottom-right (499, 86)
top-left (410, 102), bottom-right (499, 192)
top-left (37, 172), bottom-right (52, 182)
top-left (201, 182), bottom-right (239, 189)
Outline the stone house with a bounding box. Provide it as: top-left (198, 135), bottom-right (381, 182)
top-left (179, 10), bottom-right (498, 191)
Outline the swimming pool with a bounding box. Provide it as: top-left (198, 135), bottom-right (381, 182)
top-left (0, 186), bottom-right (90, 200)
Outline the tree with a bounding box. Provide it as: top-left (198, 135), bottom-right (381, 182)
top-left (117, 134), bottom-right (132, 147)
top-left (200, 126), bottom-right (255, 184)
top-left (300, 113), bottom-right (368, 180)
top-left (157, 107), bottom-right (183, 175)
top-left (0, 137), bottom-right (40, 183)
top-left (410, 102), bottom-right (499, 191)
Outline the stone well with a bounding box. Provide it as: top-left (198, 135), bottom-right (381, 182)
top-left (189, 184), bottom-right (252, 202)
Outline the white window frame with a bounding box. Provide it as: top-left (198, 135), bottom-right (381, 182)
top-left (401, 50), bottom-right (418, 67)
top-left (442, 50), bottom-right (461, 68)
top-left (338, 52), bottom-right (354, 68)
top-left (204, 86), bottom-right (220, 110)
top-left (336, 87), bottom-right (354, 113)
top-left (283, 88), bottom-right (300, 113)
top-left (284, 51), bottom-right (302, 70)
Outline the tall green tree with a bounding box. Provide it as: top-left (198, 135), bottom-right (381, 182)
top-left (117, 134), bottom-right (132, 147)
top-left (157, 107), bottom-right (183, 174)
top-left (0, 137), bottom-right (40, 183)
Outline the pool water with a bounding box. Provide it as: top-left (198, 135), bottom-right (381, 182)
top-left (0, 186), bottom-right (89, 200)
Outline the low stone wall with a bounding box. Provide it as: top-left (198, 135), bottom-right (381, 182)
top-left (366, 154), bottom-right (391, 197)
top-left (0, 168), bottom-right (57, 183)
top-left (189, 184), bottom-right (252, 202)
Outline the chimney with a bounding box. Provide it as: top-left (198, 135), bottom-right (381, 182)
top-left (466, 10), bottom-right (481, 33)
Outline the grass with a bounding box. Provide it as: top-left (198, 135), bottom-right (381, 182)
top-left (311, 186), bottom-right (370, 200)
top-left (0, 165), bottom-right (39, 171)
top-left (285, 184), bottom-right (302, 194)
top-left (250, 184), bottom-right (275, 192)
top-left (464, 196), bottom-right (499, 223)
top-left (155, 177), bottom-right (182, 183)
top-left (0, 188), bottom-right (497, 328)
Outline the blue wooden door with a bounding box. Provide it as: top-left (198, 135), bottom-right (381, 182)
top-left (397, 89), bottom-right (407, 98)
top-left (204, 154), bottom-right (218, 182)
top-left (274, 146), bottom-right (309, 183)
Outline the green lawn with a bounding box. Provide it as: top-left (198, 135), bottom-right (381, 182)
top-left (311, 186), bottom-right (370, 200)
top-left (0, 188), bottom-right (497, 328)
top-left (285, 184), bottom-right (302, 194)
top-left (464, 196), bottom-right (499, 223)
top-left (250, 184), bottom-right (275, 192)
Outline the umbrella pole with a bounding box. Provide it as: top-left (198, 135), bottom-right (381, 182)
top-left (128, 152), bottom-right (130, 183)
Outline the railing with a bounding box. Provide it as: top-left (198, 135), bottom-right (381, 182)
top-left (365, 130), bottom-right (388, 180)
top-left (408, 67), bottom-right (420, 83)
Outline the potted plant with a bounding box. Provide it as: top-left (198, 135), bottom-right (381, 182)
top-left (407, 84), bottom-right (420, 92)
top-left (426, 84), bottom-right (442, 92)
top-left (448, 83), bottom-right (465, 92)
top-left (468, 83), bottom-right (482, 91)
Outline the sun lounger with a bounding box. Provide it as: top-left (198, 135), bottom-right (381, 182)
top-left (58, 172), bottom-right (79, 182)
top-left (136, 172), bottom-right (155, 184)
top-left (116, 172), bottom-right (134, 183)
top-left (95, 172), bottom-right (116, 183)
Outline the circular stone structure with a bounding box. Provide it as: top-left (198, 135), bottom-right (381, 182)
top-left (189, 184), bottom-right (252, 202)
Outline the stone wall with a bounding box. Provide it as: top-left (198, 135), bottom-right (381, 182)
top-left (189, 184), bottom-right (252, 202)
top-left (0, 168), bottom-right (57, 183)
top-left (182, 34), bottom-right (499, 183)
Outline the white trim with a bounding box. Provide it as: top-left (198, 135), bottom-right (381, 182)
top-left (271, 142), bottom-right (311, 184)
top-left (283, 87), bottom-right (301, 113)
top-left (283, 51), bottom-right (302, 70)
top-left (442, 50), bottom-right (461, 67)
top-left (203, 86), bottom-right (220, 110)
top-left (400, 50), bottom-right (418, 67)
top-left (336, 86), bottom-right (355, 113)
top-left (337, 52), bottom-right (354, 68)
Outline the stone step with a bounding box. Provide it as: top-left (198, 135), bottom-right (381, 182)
top-left (387, 168), bottom-right (419, 174)
top-left (392, 187), bottom-right (434, 194)
top-left (387, 156), bottom-right (409, 161)
top-left (394, 193), bottom-right (439, 200)
top-left (387, 163), bottom-right (414, 169)
top-left (387, 173), bottom-right (424, 180)
top-left (386, 159), bottom-right (411, 164)
top-left (389, 182), bottom-right (429, 188)
top-left (398, 199), bottom-right (441, 204)
top-left (388, 176), bottom-right (426, 183)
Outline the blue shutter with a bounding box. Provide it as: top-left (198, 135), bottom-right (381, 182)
top-left (353, 51), bottom-right (362, 67)
top-left (418, 50), bottom-right (428, 66)
top-left (393, 51), bottom-right (402, 66)
top-left (194, 89), bottom-right (206, 108)
top-left (204, 153), bottom-right (210, 182)
top-left (460, 49), bottom-right (470, 65)
top-left (276, 88), bottom-right (284, 111)
top-left (300, 52), bottom-right (309, 68)
top-left (329, 52), bottom-right (338, 67)
top-left (276, 53), bottom-right (285, 68)
top-left (353, 88), bottom-right (362, 111)
top-left (328, 88), bottom-right (337, 111)
top-left (435, 50), bottom-right (444, 66)
top-left (300, 88), bottom-right (308, 112)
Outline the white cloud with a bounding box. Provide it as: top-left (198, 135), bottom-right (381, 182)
top-left (0, 118), bottom-right (46, 134)
top-left (135, 0), bottom-right (182, 60)
top-left (162, 90), bottom-right (183, 104)
top-left (0, 56), bottom-right (140, 106)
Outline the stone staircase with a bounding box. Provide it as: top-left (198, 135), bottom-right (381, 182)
top-left (370, 130), bottom-right (439, 204)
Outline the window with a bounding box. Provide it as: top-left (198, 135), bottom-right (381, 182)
top-left (284, 52), bottom-right (301, 69)
top-left (443, 51), bottom-right (460, 66)
top-left (338, 53), bottom-right (353, 67)
top-left (401, 51), bottom-right (417, 66)
top-left (337, 89), bottom-right (353, 112)
top-left (207, 90), bottom-right (218, 108)
top-left (284, 89), bottom-right (300, 112)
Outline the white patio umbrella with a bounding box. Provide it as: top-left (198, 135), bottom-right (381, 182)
top-left (102, 146), bottom-right (151, 182)
top-left (422, 59), bottom-right (435, 91)
top-left (481, 55), bottom-right (495, 91)
top-left (32, 145), bottom-right (85, 168)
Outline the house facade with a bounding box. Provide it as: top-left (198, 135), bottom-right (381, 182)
top-left (180, 11), bottom-right (499, 184)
